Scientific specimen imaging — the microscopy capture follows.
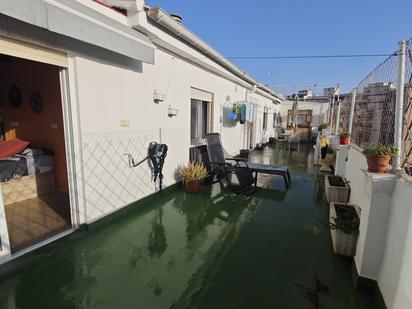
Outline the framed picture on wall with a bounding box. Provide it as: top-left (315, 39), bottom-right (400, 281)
top-left (30, 91), bottom-right (44, 114)
top-left (8, 85), bottom-right (22, 109)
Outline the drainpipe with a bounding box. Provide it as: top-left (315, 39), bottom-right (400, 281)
top-left (335, 85), bottom-right (341, 134)
top-left (330, 93), bottom-right (335, 132)
top-left (144, 7), bottom-right (282, 102)
top-left (348, 88), bottom-right (357, 136)
top-left (393, 40), bottom-right (406, 174)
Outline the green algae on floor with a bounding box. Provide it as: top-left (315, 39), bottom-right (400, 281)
top-left (0, 144), bottom-right (376, 309)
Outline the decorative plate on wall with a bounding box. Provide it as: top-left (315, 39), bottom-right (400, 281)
top-left (30, 91), bottom-right (44, 114)
top-left (8, 85), bottom-right (22, 108)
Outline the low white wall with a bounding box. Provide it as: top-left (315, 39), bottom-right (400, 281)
top-left (339, 145), bottom-right (412, 308)
top-left (379, 178), bottom-right (412, 309)
top-left (343, 147), bottom-right (373, 276)
top-left (343, 146), bottom-right (396, 280)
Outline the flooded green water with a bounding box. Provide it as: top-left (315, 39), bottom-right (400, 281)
top-left (0, 144), bottom-right (375, 309)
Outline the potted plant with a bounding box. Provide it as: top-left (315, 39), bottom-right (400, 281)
top-left (179, 162), bottom-right (208, 193)
top-left (324, 175), bottom-right (350, 203)
top-left (362, 145), bottom-right (398, 173)
top-left (405, 165), bottom-right (412, 176)
top-left (329, 203), bottom-right (360, 256)
top-left (318, 123), bottom-right (328, 131)
top-left (338, 132), bottom-right (350, 145)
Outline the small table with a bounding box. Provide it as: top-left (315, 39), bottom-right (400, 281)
top-left (281, 133), bottom-right (291, 142)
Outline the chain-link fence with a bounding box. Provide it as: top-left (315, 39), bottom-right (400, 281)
top-left (335, 39), bottom-right (412, 171)
top-left (402, 40), bottom-right (412, 168)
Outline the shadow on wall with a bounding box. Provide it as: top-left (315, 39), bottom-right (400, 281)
top-left (222, 106), bottom-right (238, 128)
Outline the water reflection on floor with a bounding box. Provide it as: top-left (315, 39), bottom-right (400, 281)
top-left (0, 144), bottom-right (375, 309)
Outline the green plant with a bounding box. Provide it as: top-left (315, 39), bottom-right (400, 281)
top-left (179, 162), bottom-right (208, 182)
top-left (330, 204), bottom-right (360, 234)
top-left (338, 131), bottom-right (350, 138)
top-left (318, 123), bottom-right (328, 131)
top-left (328, 175), bottom-right (346, 187)
top-left (362, 145), bottom-right (398, 157)
top-left (405, 165), bottom-right (412, 176)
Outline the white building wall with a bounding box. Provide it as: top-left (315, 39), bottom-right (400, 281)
top-left (278, 100), bottom-right (328, 128)
top-left (74, 48), bottom-right (278, 223)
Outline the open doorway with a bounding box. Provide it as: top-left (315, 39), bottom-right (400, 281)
top-left (0, 54), bottom-right (72, 253)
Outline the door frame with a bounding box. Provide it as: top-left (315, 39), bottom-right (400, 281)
top-left (0, 39), bottom-right (81, 264)
top-left (0, 188), bottom-right (11, 261)
top-left (60, 67), bottom-right (81, 229)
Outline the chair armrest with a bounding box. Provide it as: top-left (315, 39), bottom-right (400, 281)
top-left (210, 161), bottom-right (231, 166)
top-left (225, 158), bottom-right (251, 169)
top-left (225, 157), bottom-right (247, 162)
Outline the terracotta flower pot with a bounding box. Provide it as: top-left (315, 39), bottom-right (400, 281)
top-left (340, 136), bottom-right (350, 145)
top-left (184, 180), bottom-right (201, 193)
top-left (366, 155), bottom-right (390, 173)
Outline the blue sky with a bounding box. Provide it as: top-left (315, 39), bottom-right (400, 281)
top-left (147, 0), bottom-right (412, 95)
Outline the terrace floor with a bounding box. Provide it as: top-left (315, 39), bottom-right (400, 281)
top-left (0, 144), bottom-right (376, 309)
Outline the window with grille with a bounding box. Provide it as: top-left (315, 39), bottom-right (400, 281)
top-left (190, 88), bottom-right (213, 144)
top-left (190, 99), bottom-right (211, 143)
top-left (263, 107), bottom-right (268, 131)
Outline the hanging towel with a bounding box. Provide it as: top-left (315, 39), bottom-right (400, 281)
top-left (320, 136), bottom-right (329, 159)
top-left (321, 145), bottom-right (328, 159)
top-left (249, 103), bottom-right (254, 123)
top-left (240, 102), bottom-right (247, 124)
top-left (235, 104), bottom-right (242, 119)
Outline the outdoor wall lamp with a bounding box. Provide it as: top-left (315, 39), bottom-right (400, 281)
top-left (168, 105), bottom-right (178, 117)
top-left (153, 90), bottom-right (166, 103)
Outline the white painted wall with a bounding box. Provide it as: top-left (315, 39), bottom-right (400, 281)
top-left (338, 145), bottom-right (412, 309)
top-left (278, 100), bottom-right (328, 128)
top-left (343, 146), bottom-right (396, 280)
top-left (74, 47), bottom-right (277, 223)
top-left (378, 178), bottom-right (412, 309)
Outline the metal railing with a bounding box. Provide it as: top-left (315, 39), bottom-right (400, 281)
top-left (334, 39), bottom-right (412, 173)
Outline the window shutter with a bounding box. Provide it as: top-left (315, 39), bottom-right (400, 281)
top-left (191, 88), bottom-right (213, 102)
top-left (0, 36), bottom-right (67, 67)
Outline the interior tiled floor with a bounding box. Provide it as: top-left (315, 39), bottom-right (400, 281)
top-left (4, 191), bottom-right (71, 252)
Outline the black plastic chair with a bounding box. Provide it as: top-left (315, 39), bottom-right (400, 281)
top-left (206, 133), bottom-right (291, 191)
top-left (205, 133), bottom-right (257, 195)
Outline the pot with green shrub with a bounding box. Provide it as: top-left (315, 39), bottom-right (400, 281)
top-left (362, 145), bottom-right (398, 173)
top-left (338, 132), bottom-right (350, 145)
top-left (318, 123), bottom-right (329, 134)
top-left (179, 162), bottom-right (208, 193)
top-left (405, 165), bottom-right (412, 176)
top-left (329, 203), bottom-right (360, 256)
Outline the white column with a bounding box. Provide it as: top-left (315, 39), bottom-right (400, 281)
top-left (335, 87), bottom-right (341, 134)
top-left (348, 88), bottom-right (357, 135)
top-left (393, 40), bottom-right (406, 173)
top-left (330, 94), bottom-right (335, 132)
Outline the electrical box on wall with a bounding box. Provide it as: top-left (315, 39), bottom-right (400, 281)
top-left (120, 120), bottom-right (130, 127)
